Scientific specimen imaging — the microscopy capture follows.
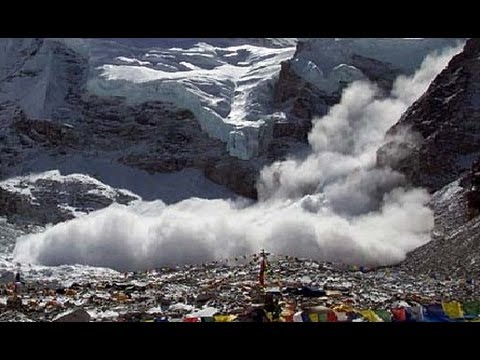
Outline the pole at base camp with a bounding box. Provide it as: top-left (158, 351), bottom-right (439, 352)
top-left (259, 249), bottom-right (267, 288)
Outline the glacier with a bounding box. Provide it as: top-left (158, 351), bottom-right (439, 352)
top-left (86, 42), bottom-right (297, 160)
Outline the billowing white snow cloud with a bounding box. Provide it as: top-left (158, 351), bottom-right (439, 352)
top-left (13, 44), bottom-right (463, 271)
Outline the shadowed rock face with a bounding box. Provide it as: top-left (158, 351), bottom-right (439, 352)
top-left (378, 38), bottom-right (480, 193)
top-left (349, 54), bottom-right (400, 92)
top-left (204, 159), bottom-right (259, 199)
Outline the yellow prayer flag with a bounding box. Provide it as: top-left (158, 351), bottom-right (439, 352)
top-left (442, 301), bottom-right (464, 319)
top-left (360, 310), bottom-right (384, 322)
top-left (214, 315), bottom-right (238, 322)
top-left (309, 313), bottom-right (319, 322)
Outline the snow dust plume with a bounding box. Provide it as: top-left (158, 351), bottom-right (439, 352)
top-left (13, 45), bottom-right (463, 271)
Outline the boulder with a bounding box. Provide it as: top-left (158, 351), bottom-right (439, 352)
top-left (53, 308), bottom-right (91, 322)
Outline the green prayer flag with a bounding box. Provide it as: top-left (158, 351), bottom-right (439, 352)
top-left (463, 301), bottom-right (480, 316)
top-left (375, 309), bottom-right (392, 322)
top-left (318, 313), bottom-right (328, 322)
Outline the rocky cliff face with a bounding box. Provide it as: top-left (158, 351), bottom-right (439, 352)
top-left (376, 38), bottom-right (480, 278)
top-left (378, 38), bottom-right (480, 193)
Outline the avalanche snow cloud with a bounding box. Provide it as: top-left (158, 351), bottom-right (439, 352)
top-left (13, 45), bottom-right (463, 272)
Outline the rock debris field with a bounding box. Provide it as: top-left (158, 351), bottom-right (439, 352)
top-left (1, 254), bottom-right (478, 322)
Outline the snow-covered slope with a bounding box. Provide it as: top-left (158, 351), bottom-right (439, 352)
top-left (0, 170), bottom-right (140, 226)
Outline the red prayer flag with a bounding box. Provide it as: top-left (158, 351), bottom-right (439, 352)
top-left (392, 308), bottom-right (406, 321)
top-left (327, 310), bottom-right (338, 322)
top-left (259, 257), bottom-right (266, 286)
